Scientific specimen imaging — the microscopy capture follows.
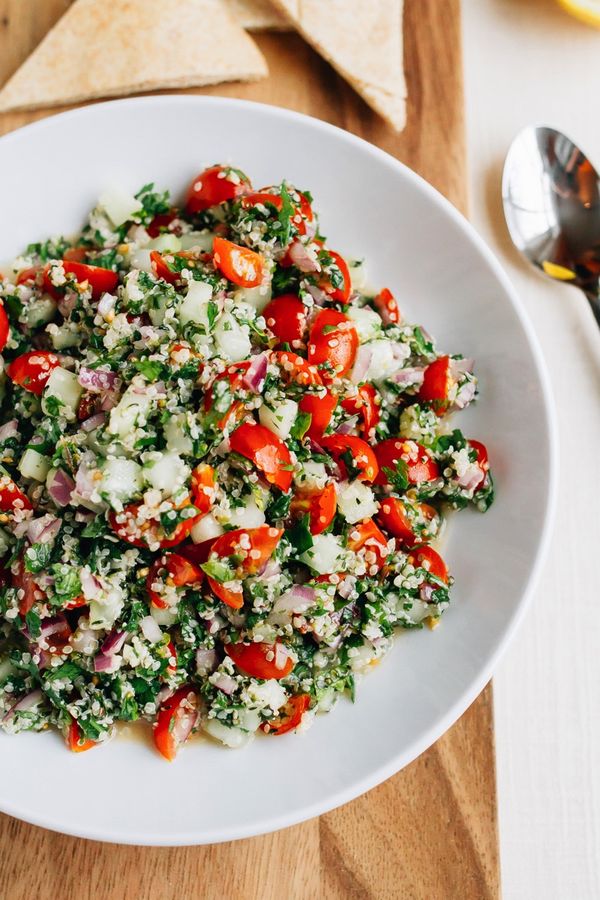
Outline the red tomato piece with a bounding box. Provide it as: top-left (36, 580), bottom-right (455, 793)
top-left (419, 355), bottom-right (452, 415)
top-left (263, 294), bottom-right (307, 346)
top-left (373, 287), bottom-right (401, 325)
top-left (241, 191), bottom-right (283, 211)
top-left (291, 483), bottom-right (337, 535)
top-left (153, 686), bottom-right (199, 761)
top-left (308, 309), bottom-right (358, 382)
top-left (469, 440), bottom-right (490, 490)
top-left (230, 422), bottom-right (293, 492)
top-left (203, 360), bottom-right (251, 429)
top-left (262, 693), bottom-right (310, 735)
top-left (271, 350), bottom-right (322, 386)
top-left (64, 595), bottom-right (87, 610)
top-left (12, 558), bottom-right (46, 616)
top-left (62, 246), bottom-right (88, 263)
top-left (190, 464), bottom-right (216, 516)
top-left (298, 390), bottom-right (338, 440)
top-left (147, 209), bottom-right (179, 238)
top-left (320, 434), bottom-right (379, 483)
top-left (225, 641), bottom-right (294, 680)
top-left (373, 439), bottom-right (439, 487)
top-left (44, 261), bottom-right (118, 301)
top-left (347, 519), bottom-right (389, 572)
top-left (109, 502), bottom-right (196, 549)
top-left (319, 250), bottom-right (351, 302)
top-left (206, 525), bottom-right (283, 609)
top-left (7, 350), bottom-right (60, 395)
top-left (0, 474), bottom-right (32, 513)
top-left (213, 237), bottom-right (263, 288)
top-left (409, 545), bottom-right (449, 584)
top-left (185, 165), bottom-right (251, 214)
top-left (150, 249), bottom-right (198, 285)
top-left (377, 498), bottom-right (437, 547)
top-left (16, 266), bottom-right (39, 286)
top-left (67, 719), bottom-right (96, 754)
top-left (146, 552), bottom-right (203, 609)
top-left (341, 383), bottom-right (380, 437)
top-left (0, 304), bottom-right (9, 353)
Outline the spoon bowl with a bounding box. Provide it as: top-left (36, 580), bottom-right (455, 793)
top-left (502, 125), bottom-right (600, 323)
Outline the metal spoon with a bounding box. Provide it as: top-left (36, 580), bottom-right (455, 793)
top-left (502, 125), bottom-right (600, 325)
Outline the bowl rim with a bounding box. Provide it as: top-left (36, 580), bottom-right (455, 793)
top-left (0, 94), bottom-right (558, 845)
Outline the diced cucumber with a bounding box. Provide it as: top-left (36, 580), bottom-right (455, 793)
top-left (18, 448), bottom-right (51, 482)
top-left (348, 259), bottom-right (368, 290)
top-left (295, 460), bottom-right (328, 491)
top-left (233, 283), bottom-right (272, 312)
top-left (48, 323), bottom-right (81, 350)
top-left (151, 605), bottom-right (178, 627)
top-left (129, 247), bottom-right (153, 273)
top-left (203, 718), bottom-right (253, 748)
top-left (259, 399), bottom-right (298, 440)
top-left (164, 412), bottom-right (194, 455)
top-left (300, 533), bottom-right (345, 574)
top-left (214, 313), bottom-right (251, 361)
top-left (42, 367), bottom-right (83, 421)
top-left (99, 187), bottom-right (143, 228)
top-left (0, 526), bottom-right (10, 557)
top-left (108, 387), bottom-right (152, 437)
top-left (143, 452), bottom-right (190, 495)
top-left (347, 305), bottom-right (381, 342)
top-left (336, 481), bottom-right (379, 524)
top-left (178, 280), bottom-right (213, 327)
top-left (191, 512), bottom-right (224, 544)
top-left (147, 234), bottom-right (182, 253)
top-left (99, 458), bottom-right (143, 503)
top-left (179, 231), bottom-right (214, 252)
top-left (23, 296), bottom-right (56, 328)
top-left (227, 495), bottom-right (266, 529)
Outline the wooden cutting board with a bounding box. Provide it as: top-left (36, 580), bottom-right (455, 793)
top-left (0, 2), bottom-right (499, 897)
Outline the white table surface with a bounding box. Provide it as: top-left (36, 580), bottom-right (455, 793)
top-left (462, 1), bottom-right (600, 897)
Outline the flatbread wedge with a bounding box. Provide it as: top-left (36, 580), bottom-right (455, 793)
top-left (0, 0), bottom-right (268, 114)
top-left (269, 0), bottom-right (406, 131)
top-left (225, 0), bottom-right (290, 30)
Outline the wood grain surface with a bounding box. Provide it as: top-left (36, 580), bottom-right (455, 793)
top-left (0, 2), bottom-right (499, 898)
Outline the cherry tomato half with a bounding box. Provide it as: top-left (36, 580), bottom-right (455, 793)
top-left (409, 545), bottom-right (449, 584)
top-left (271, 350), bottom-right (322, 387)
top-left (319, 250), bottom-right (351, 303)
top-left (12, 557), bottom-right (45, 616)
top-left (419, 355), bottom-right (453, 415)
top-left (230, 422), bottom-right (293, 492)
top-left (203, 360), bottom-right (251, 430)
top-left (109, 501), bottom-right (197, 549)
top-left (298, 390), bottom-right (338, 440)
top-left (190, 464), bottom-right (216, 516)
top-left (185, 165), bottom-right (251, 214)
top-left (150, 250), bottom-right (198, 285)
top-left (0, 305), bottom-right (9, 353)
top-left (263, 294), bottom-right (307, 346)
top-left (373, 287), bottom-right (401, 325)
top-left (373, 439), bottom-right (439, 487)
top-left (147, 209), bottom-right (179, 238)
top-left (469, 440), bottom-right (490, 491)
top-left (225, 641), bottom-right (294, 680)
top-left (308, 309), bottom-right (358, 382)
top-left (146, 552), bottom-right (203, 609)
top-left (291, 483), bottom-right (337, 535)
top-left (341, 383), bottom-right (380, 438)
top-left (213, 237), bottom-right (263, 288)
top-left (7, 351), bottom-right (60, 395)
top-left (0, 475), bottom-right (32, 513)
top-left (206, 526), bottom-right (283, 609)
top-left (261, 693), bottom-right (310, 735)
top-left (153, 686), bottom-right (199, 761)
top-left (347, 519), bottom-right (389, 572)
top-left (67, 719), bottom-right (96, 753)
top-left (377, 498), bottom-right (437, 547)
top-left (321, 434), bottom-right (379, 483)
top-left (44, 261), bottom-right (118, 301)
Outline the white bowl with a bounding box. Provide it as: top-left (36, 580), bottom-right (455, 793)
top-left (0, 96), bottom-right (556, 845)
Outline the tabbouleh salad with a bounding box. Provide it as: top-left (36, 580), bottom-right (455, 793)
top-left (0, 165), bottom-right (493, 759)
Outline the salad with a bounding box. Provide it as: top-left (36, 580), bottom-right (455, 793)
top-left (0, 165), bottom-right (493, 759)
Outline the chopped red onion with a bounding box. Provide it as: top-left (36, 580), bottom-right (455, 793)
top-left (2, 689), bottom-right (43, 722)
top-left (390, 341), bottom-right (411, 362)
top-left (75, 464), bottom-right (96, 501)
top-left (81, 412), bottom-right (107, 432)
top-left (337, 576), bottom-right (356, 600)
top-left (242, 352), bottom-right (268, 393)
top-left (97, 292), bottom-right (116, 317)
top-left (306, 284), bottom-right (327, 306)
top-left (449, 357), bottom-right (474, 377)
top-left (196, 648), bottom-right (218, 675)
top-left (274, 643), bottom-right (291, 671)
top-left (78, 366), bottom-right (120, 394)
top-left (140, 615), bottom-right (163, 645)
top-left (47, 468), bottom-right (75, 507)
top-left (336, 417), bottom-right (359, 435)
top-left (261, 559), bottom-right (281, 580)
top-left (81, 569), bottom-right (103, 601)
top-left (453, 380), bottom-right (477, 410)
top-left (40, 614), bottom-right (68, 639)
top-left (288, 240), bottom-right (319, 273)
top-left (57, 292), bottom-right (77, 317)
top-left (350, 345), bottom-right (372, 383)
top-left (212, 673), bottom-right (237, 695)
top-left (272, 585), bottom-right (315, 618)
top-left (27, 514), bottom-right (60, 545)
top-left (100, 630), bottom-right (126, 655)
top-left (155, 685), bottom-right (174, 706)
top-left (99, 390), bottom-right (120, 412)
top-left (171, 696), bottom-right (199, 743)
top-left (457, 464), bottom-right (485, 492)
top-left (94, 653), bottom-right (121, 674)
top-left (390, 367), bottom-right (426, 388)
top-left (0, 419), bottom-right (18, 441)
top-left (420, 584), bottom-right (436, 604)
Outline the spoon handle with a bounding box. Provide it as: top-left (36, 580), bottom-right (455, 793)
top-left (585, 290), bottom-right (600, 327)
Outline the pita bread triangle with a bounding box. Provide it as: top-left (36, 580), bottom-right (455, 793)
top-left (225, 0), bottom-right (290, 30)
top-left (0, 0), bottom-right (268, 114)
top-left (269, 0), bottom-right (406, 131)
